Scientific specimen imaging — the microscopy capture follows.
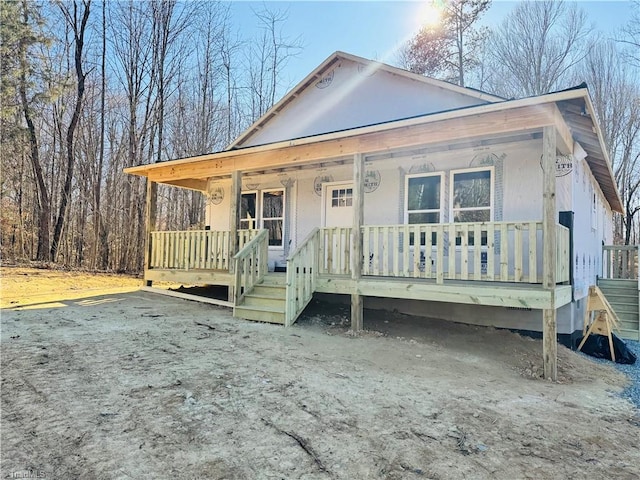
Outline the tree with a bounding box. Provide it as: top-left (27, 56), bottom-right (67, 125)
top-left (488, 0), bottom-right (591, 97)
top-left (619, 0), bottom-right (640, 67)
top-left (400, 0), bottom-right (490, 87)
top-left (244, 7), bottom-right (302, 121)
top-left (50, 0), bottom-right (91, 261)
top-left (1, 0), bottom-right (53, 260)
top-left (580, 40), bottom-right (640, 244)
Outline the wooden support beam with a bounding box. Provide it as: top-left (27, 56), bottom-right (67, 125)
top-left (138, 105), bottom-right (560, 183)
top-left (163, 178), bottom-right (208, 191)
top-left (542, 126), bottom-right (557, 381)
top-left (552, 104), bottom-right (574, 155)
top-left (143, 180), bottom-right (158, 287)
top-left (228, 170), bottom-right (242, 302)
top-left (351, 153), bottom-right (365, 332)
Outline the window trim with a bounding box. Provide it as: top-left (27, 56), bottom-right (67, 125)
top-left (240, 190), bottom-right (258, 230)
top-left (260, 188), bottom-right (285, 249)
top-left (450, 166), bottom-right (494, 223)
top-left (239, 188), bottom-right (285, 249)
top-left (404, 172), bottom-right (445, 224)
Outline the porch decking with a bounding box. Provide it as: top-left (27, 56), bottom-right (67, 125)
top-left (144, 221), bottom-right (571, 325)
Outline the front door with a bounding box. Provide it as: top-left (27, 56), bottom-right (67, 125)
top-left (322, 182), bottom-right (353, 273)
top-left (322, 182), bottom-right (353, 227)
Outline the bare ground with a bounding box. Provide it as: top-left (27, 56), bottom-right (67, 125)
top-left (1, 267), bottom-right (639, 479)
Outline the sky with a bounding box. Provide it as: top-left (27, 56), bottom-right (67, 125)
top-left (228, 0), bottom-right (635, 90)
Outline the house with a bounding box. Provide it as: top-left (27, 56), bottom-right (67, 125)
top-left (125, 52), bottom-right (638, 380)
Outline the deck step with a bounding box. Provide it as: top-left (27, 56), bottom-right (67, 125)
top-left (598, 288), bottom-right (638, 298)
top-left (233, 304), bottom-right (285, 324)
top-left (241, 292), bottom-right (286, 309)
top-left (260, 273), bottom-right (287, 286)
top-left (251, 284), bottom-right (286, 296)
top-left (234, 273), bottom-right (287, 325)
top-left (597, 278), bottom-right (639, 341)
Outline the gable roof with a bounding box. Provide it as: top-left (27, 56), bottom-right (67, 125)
top-left (227, 51), bottom-right (505, 150)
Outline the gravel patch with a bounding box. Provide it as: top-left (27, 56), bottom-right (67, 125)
top-left (579, 338), bottom-right (640, 409)
top-left (617, 340), bottom-right (640, 408)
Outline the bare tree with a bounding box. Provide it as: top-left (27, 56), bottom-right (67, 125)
top-left (488, 0), bottom-right (591, 97)
top-left (11, 0), bottom-right (53, 261)
top-left (399, 0), bottom-right (490, 87)
top-left (50, 0), bottom-right (91, 261)
top-left (580, 40), bottom-right (640, 244)
top-left (244, 7), bottom-right (302, 121)
top-left (619, 0), bottom-right (640, 67)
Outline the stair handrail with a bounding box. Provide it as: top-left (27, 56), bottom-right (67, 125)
top-left (285, 228), bottom-right (320, 326)
top-left (233, 229), bottom-right (269, 306)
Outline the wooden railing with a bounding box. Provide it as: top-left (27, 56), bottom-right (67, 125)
top-left (317, 222), bottom-right (570, 284)
top-left (148, 229), bottom-right (257, 271)
top-left (318, 227), bottom-right (352, 276)
top-left (233, 229), bottom-right (269, 305)
top-left (285, 228), bottom-right (320, 327)
top-left (602, 245), bottom-right (639, 280)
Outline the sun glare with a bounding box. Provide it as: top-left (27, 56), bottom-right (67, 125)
top-left (418, 2), bottom-right (443, 29)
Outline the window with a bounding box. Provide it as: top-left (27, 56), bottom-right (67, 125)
top-left (239, 189), bottom-right (285, 247)
top-left (405, 173), bottom-right (442, 245)
top-left (451, 168), bottom-right (493, 246)
top-left (451, 168), bottom-right (492, 222)
top-left (331, 187), bottom-right (353, 207)
top-left (262, 189), bottom-right (284, 247)
top-left (240, 192), bottom-right (257, 230)
top-left (405, 173), bottom-right (443, 224)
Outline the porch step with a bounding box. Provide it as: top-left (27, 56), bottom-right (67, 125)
top-left (597, 278), bottom-right (639, 341)
top-left (233, 273), bottom-right (287, 325)
top-left (241, 292), bottom-right (286, 309)
top-left (260, 272), bottom-right (287, 286)
top-left (233, 304), bottom-right (285, 324)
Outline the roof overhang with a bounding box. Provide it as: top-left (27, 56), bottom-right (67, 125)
top-left (125, 88), bottom-right (623, 213)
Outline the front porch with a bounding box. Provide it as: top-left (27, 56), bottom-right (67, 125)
top-left (143, 220), bottom-right (572, 320)
top-left (130, 102), bottom-right (589, 381)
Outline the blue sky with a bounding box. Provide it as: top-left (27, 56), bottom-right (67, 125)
top-left (228, 1), bottom-right (635, 89)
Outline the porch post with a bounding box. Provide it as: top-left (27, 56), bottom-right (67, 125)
top-left (228, 170), bottom-right (242, 302)
top-left (143, 179), bottom-right (158, 287)
top-left (351, 153), bottom-right (364, 331)
top-left (542, 126), bottom-right (557, 381)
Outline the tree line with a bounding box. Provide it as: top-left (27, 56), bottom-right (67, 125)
top-left (1, 0), bottom-right (638, 273)
top-left (1, 0), bottom-right (301, 271)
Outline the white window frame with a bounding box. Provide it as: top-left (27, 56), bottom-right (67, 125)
top-left (260, 188), bottom-right (285, 249)
top-left (240, 188), bottom-right (285, 249)
top-left (450, 166), bottom-right (494, 223)
top-left (404, 172), bottom-right (445, 224)
top-left (240, 190), bottom-right (258, 230)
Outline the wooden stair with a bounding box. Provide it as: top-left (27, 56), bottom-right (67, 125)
top-left (233, 273), bottom-right (286, 325)
top-left (597, 278), bottom-right (640, 340)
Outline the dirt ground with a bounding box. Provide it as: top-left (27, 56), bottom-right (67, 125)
top-left (1, 267), bottom-right (639, 479)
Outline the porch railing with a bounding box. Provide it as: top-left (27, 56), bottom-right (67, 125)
top-left (285, 228), bottom-right (320, 327)
top-left (602, 245), bottom-right (639, 280)
top-left (317, 222), bottom-right (570, 284)
top-left (233, 229), bottom-right (269, 305)
top-left (148, 229), bottom-right (258, 271)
